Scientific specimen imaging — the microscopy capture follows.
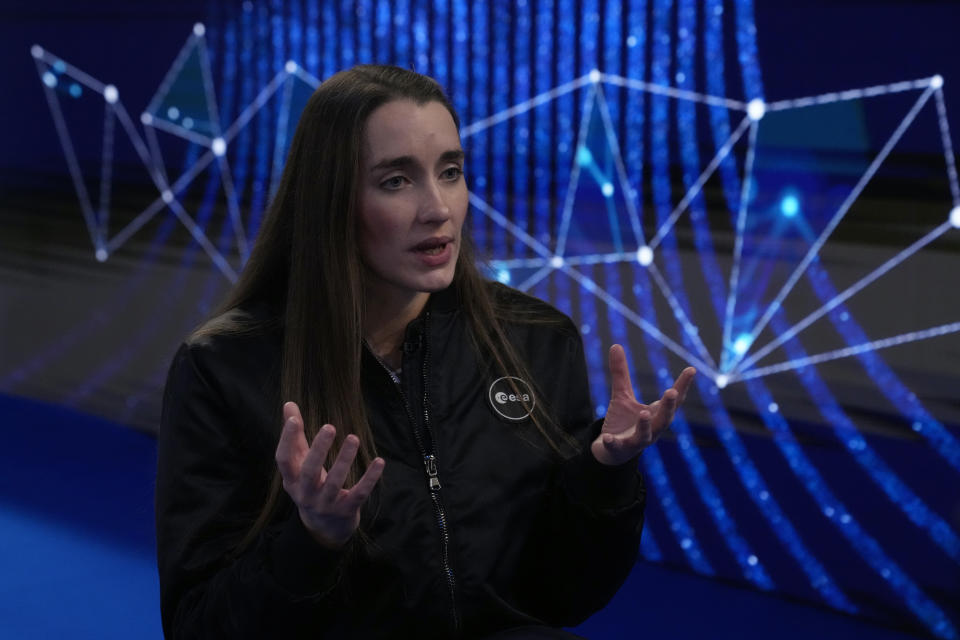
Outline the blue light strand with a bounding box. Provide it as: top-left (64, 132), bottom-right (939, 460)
top-left (531, 0), bottom-right (553, 302)
top-left (603, 0), bottom-right (622, 80)
top-left (553, 0), bottom-right (575, 313)
top-left (374, 0), bottom-right (390, 63)
top-left (467, 0), bottom-right (488, 253)
top-left (623, 0), bottom-right (646, 245)
top-left (640, 417), bottom-right (716, 576)
top-left (732, 0), bottom-right (765, 101)
top-left (805, 261), bottom-right (960, 472)
top-left (356, 0), bottom-right (372, 63)
top-left (489, 0), bottom-right (510, 263)
top-left (511, 0), bottom-right (530, 259)
top-left (246, 2), bottom-right (273, 238)
top-left (289, 0), bottom-right (303, 69)
top-left (671, 0), bottom-right (854, 610)
top-left (338, 0), bottom-right (356, 68)
top-left (580, 0), bottom-right (599, 77)
top-left (322, 1), bottom-right (337, 79)
top-left (703, 0), bottom-right (742, 216)
top-left (449, 0), bottom-right (468, 115)
top-left (742, 377), bottom-right (957, 640)
top-left (236, 3), bottom-right (257, 237)
top-left (639, 522), bottom-right (663, 562)
top-left (769, 311), bottom-right (960, 563)
top-left (412, 0), bottom-right (429, 72)
top-left (649, 0), bottom-right (772, 589)
top-left (305, 0), bottom-right (320, 76)
top-left (430, 0), bottom-right (449, 90)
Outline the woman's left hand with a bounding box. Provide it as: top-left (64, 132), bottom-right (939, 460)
top-left (591, 344), bottom-right (696, 466)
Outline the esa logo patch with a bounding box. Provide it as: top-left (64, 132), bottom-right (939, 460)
top-left (488, 376), bottom-right (536, 422)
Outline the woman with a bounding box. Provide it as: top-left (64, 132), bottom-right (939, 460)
top-left (156, 65), bottom-right (694, 639)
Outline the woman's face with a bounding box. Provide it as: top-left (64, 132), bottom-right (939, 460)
top-left (356, 99), bottom-right (468, 305)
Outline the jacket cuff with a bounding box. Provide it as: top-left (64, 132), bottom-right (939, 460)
top-left (269, 514), bottom-right (346, 598)
top-left (562, 419), bottom-right (642, 511)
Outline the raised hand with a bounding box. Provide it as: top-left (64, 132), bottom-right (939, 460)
top-left (275, 401), bottom-right (386, 548)
top-left (591, 344), bottom-right (696, 466)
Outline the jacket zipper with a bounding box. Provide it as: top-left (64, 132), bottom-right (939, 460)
top-left (364, 319), bottom-right (461, 633)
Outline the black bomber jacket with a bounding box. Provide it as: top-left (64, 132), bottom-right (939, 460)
top-left (155, 283), bottom-right (646, 639)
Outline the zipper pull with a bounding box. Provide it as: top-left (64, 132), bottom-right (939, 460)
top-left (424, 454), bottom-right (441, 491)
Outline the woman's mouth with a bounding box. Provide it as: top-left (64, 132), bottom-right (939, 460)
top-left (411, 237), bottom-right (455, 266)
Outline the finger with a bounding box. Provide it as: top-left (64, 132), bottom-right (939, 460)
top-left (318, 434), bottom-right (360, 503)
top-left (651, 389), bottom-right (678, 436)
top-left (672, 366), bottom-right (697, 403)
top-left (276, 410), bottom-right (309, 484)
top-left (342, 457), bottom-right (386, 512)
top-left (608, 344), bottom-right (635, 399)
top-left (300, 424), bottom-right (336, 487)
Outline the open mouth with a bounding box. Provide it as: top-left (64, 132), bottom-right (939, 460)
top-left (412, 237), bottom-right (453, 255)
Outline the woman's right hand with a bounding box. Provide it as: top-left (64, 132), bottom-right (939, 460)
top-left (275, 401), bottom-right (386, 549)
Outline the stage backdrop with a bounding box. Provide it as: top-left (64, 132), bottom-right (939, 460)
top-left (2, 1), bottom-right (958, 637)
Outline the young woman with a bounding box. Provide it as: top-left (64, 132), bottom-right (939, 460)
top-left (156, 65), bottom-right (695, 640)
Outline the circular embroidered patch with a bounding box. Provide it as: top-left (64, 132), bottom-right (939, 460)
top-left (488, 376), bottom-right (536, 422)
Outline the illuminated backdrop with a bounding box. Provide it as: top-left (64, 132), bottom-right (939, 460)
top-left (15, 1), bottom-right (960, 637)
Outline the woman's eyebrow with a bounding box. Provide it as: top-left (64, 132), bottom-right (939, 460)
top-left (370, 149), bottom-right (465, 172)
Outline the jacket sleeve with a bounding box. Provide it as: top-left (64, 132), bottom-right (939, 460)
top-left (513, 329), bottom-right (646, 626)
top-left (156, 343), bottom-right (346, 639)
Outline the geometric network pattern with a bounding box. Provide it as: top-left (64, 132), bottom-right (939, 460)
top-left (28, 2), bottom-right (960, 638)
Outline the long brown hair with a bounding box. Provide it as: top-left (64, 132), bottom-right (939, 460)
top-left (191, 65), bottom-right (575, 550)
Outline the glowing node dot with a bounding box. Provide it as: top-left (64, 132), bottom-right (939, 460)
top-left (496, 269), bottom-right (511, 284)
top-left (715, 374), bottom-right (728, 389)
top-left (747, 98), bottom-right (766, 121)
top-left (780, 194), bottom-right (800, 217)
top-left (931, 74), bottom-right (944, 89)
top-left (636, 246), bottom-right (653, 266)
top-left (768, 402), bottom-right (779, 413)
top-left (212, 137), bottom-right (227, 157)
top-left (601, 182), bottom-right (614, 198)
top-left (167, 106), bottom-right (180, 120)
top-left (31, 45), bottom-right (44, 59)
top-left (575, 146), bottom-right (593, 167)
top-left (549, 256), bottom-right (564, 268)
top-left (69, 83), bottom-right (82, 98)
top-left (680, 538), bottom-right (692, 550)
top-left (626, 35), bottom-right (637, 48)
top-left (193, 23), bottom-right (206, 37)
top-left (182, 117), bottom-right (194, 129)
top-left (588, 69), bottom-right (601, 83)
top-left (141, 112), bottom-right (153, 125)
top-left (95, 248), bottom-right (107, 262)
top-left (733, 333), bottom-right (752, 355)
top-left (42, 71), bottom-right (57, 88)
top-left (950, 206), bottom-right (960, 228)
top-left (103, 85), bottom-right (118, 104)
top-left (759, 491), bottom-right (769, 501)
top-left (53, 60), bottom-right (66, 73)
top-left (747, 555), bottom-right (758, 566)
top-left (285, 60), bottom-right (298, 73)
top-left (162, 190), bottom-right (174, 204)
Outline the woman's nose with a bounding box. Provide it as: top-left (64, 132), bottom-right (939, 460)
top-left (417, 180), bottom-right (452, 222)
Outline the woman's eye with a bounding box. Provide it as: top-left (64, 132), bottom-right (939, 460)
top-left (381, 176), bottom-right (406, 190)
top-left (441, 167), bottom-right (463, 181)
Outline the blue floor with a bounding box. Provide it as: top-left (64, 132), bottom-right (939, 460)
top-left (0, 393), bottom-right (931, 639)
